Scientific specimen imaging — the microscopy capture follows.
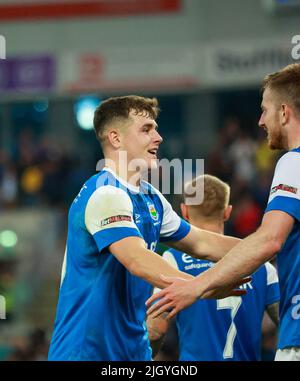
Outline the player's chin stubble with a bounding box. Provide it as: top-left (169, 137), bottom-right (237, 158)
top-left (268, 128), bottom-right (287, 150)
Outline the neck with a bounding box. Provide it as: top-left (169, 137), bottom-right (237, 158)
top-left (286, 122), bottom-right (300, 150)
top-left (287, 138), bottom-right (300, 151)
top-left (104, 154), bottom-right (142, 188)
top-left (189, 218), bottom-right (224, 235)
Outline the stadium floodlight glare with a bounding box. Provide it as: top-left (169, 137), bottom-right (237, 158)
top-left (0, 230), bottom-right (18, 248)
top-left (75, 96), bottom-right (101, 130)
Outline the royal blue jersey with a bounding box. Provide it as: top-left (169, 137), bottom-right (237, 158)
top-left (265, 147), bottom-right (300, 349)
top-left (161, 248), bottom-right (279, 361)
top-left (48, 168), bottom-right (190, 361)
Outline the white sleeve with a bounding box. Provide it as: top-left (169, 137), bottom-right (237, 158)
top-left (85, 185), bottom-right (138, 234)
top-left (268, 152), bottom-right (300, 204)
top-left (266, 152), bottom-right (300, 222)
top-left (85, 185), bottom-right (142, 252)
top-left (156, 190), bottom-right (181, 236)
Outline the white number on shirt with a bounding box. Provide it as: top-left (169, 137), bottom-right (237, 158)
top-left (217, 297), bottom-right (242, 359)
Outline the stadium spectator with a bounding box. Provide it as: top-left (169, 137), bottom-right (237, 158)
top-left (231, 190), bottom-right (263, 238)
top-left (227, 131), bottom-right (257, 183)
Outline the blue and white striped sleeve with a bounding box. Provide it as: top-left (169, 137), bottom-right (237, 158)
top-left (85, 185), bottom-right (142, 253)
top-left (265, 151), bottom-right (300, 222)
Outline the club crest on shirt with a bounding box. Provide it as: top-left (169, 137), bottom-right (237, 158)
top-left (101, 215), bottom-right (132, 227)
top-left (270, 184), bottom-right (298, 195)
top-left (148, 203), bottom-right (158, 221)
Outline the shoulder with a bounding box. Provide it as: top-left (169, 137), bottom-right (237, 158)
top-left (269, 151), bottom-right (300, 200)
top-left (84, 185), bottom-right (134, 230)
top-left (87, 185), bottom-right (132, 208)
top-left (275, 150), bottom-right (300, 172)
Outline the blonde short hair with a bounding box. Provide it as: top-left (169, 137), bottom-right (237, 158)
top-left (184, 174), bottom-right (230, 220)
top-left (262, 63), bottom-right (300, 115)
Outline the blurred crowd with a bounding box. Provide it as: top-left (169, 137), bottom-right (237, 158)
top-left (207, 117), bottom-right (280, 238)
top-left (0, 115), bottom-right (281, 361)
top-left (0, 129), bottom-right (91, 210)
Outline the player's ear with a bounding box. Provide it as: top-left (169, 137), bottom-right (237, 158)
top-left (107, 129), bottom-right (121, 149)
top-left (224, 205), bottom-right (232, 222)
top-left (180, 203), bottom-right (189, 221)
top-left (280, 104), bottom-right (289, 126)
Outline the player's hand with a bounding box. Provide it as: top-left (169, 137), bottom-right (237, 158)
top-left (146, 275), bottom-right (251, 319)
top-left (200, 277), bottom-right (251, 299)
top-left (146, 275), bottom-right (198, 319)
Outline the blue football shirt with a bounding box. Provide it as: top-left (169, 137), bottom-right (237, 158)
top-left (160, 248), bottom-right (279, 361)
top-left (265, 147), bottom-right (300, 349)
top-left (48, 168), bottom-right (190, 361)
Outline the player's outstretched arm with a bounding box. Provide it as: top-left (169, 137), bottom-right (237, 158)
top-left (146, 274), bottom-right (249, 319)
top-left (165, 224), bottom-right (241, 262)
top-left (146, 210), bottom-right (293, 318)
top-left (109, 236), bottom-right (194, 289)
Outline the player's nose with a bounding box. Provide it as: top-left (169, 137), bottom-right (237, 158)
top-left (154, 130), bottom-right (163, 144)
top-left (258, 114), bottom-right (264, 128)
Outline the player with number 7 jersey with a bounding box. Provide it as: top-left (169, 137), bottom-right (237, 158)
top-left (154, 249), bottom-right (279, 361)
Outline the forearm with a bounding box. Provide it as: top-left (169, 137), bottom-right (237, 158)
top-left (193, 228), bottom-right (281, 297)
top-left (195, 229), bottom-right (241, 262)
top-left (168, 225), bottom-right (241, 262)
top-left (110, 237), bottom-right (194, 289)
top-left (266, 302), bottom-right (279, 326)
top-left (146, 313), bottom-right (169, 358)
top-left (130, 249), bottom-right (193, 289)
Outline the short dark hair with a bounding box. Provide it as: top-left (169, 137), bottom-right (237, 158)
top-left (93, 95), bottom-right (159, 146)
top-left (262, 63), bottom-right (300, 115)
